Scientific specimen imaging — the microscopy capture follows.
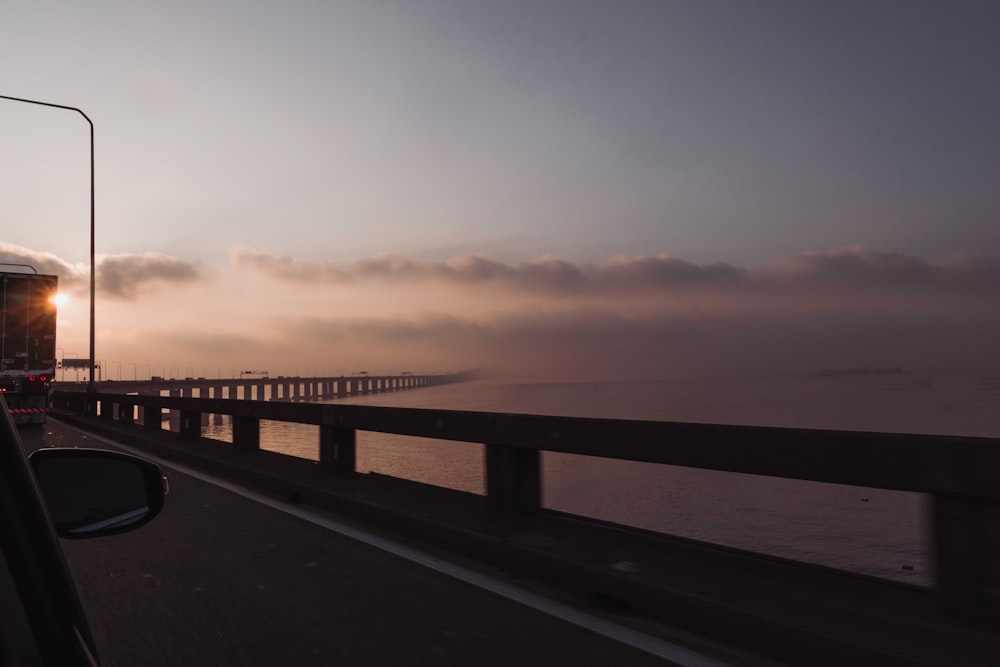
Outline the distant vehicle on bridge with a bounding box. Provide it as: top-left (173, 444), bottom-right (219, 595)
top-left (0, 266), bottom-right (58, 425)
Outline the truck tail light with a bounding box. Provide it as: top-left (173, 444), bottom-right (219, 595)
top-left (24, 375), bottom-right (51, 395)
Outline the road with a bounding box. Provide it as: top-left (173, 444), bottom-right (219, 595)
top-left (21, 420), bottom-right (710, 667)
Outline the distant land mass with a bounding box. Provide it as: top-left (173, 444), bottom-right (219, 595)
top-left (818, 366), bottom-right (908, 377)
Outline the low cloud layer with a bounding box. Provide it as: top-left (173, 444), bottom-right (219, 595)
top-left (12, 241), bottom-right (999, 382)
top-left (232, 246), bottom-right (743, 294)
top-left (98, 252), bottom-right (203, 299)
top-left (233, 245), bottom-right (1000, 298)
top-left (0, 242), bottom-right (203, 299)
top-left (228, 244), bottom-right (1000, 379)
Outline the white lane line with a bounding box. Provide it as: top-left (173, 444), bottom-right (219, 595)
top-left (76, 429), bottom-right (732, 667)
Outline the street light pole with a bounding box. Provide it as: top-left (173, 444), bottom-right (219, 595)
top-left (0, 94), bottom-right (96, 396)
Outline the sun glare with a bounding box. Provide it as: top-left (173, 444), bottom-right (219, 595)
top-left (50, 293), bottom-right (69, 307)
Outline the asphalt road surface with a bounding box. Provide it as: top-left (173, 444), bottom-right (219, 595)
top-left (20, 420), bottom-right (698, 667)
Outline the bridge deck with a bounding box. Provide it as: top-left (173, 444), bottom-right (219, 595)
top-left (38, 411), bottom-right (1000, 666)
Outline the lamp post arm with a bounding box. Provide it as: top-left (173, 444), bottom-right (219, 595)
top-left (0, 94), bottom-right (91, 124)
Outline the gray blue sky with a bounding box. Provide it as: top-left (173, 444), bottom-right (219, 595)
top-left (2, 1), bottom-right (999, 379)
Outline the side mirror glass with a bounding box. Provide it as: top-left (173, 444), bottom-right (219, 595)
top-left (29, 448), bottom-right (167, 539)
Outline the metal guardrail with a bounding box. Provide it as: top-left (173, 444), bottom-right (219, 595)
top-left (52, 389), bottom-right (1000, 621)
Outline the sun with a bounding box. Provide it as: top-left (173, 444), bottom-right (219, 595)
top-left (50, 292), bottom-right (69, 307)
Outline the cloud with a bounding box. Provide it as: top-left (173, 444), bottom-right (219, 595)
top-left (232, 247), bottom-right (744, 294)
top-left (0, 241), bottom-right (85, 286)
top-left (231, 247), bottom-right (574, 289)
top-left (593, 255), bottom-right (743, 291)
top-left (232, 247), bottom-right (351, 283)
top-left (32, 241), bottom-right (1000, 382)
top-left (233, 245), bottom-right (1000, 299)
top-left (1, 242), bottom-right (205, 300)
top-left (97, 252), bottom-right (204, 299)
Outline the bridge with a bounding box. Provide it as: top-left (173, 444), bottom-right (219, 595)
top-left (36, 388), bottom-right (1000, 665)
top-left (55, 370), bottom-right (478, 402)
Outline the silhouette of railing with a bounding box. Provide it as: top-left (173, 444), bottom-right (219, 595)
top-left (51, 389), bottom-right (1000, 621)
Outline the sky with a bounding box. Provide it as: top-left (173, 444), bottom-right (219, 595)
top-left (2, 1), bottom-right (999, 381)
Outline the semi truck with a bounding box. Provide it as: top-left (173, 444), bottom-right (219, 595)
top-left (0, 267), bottom-right (58, 425)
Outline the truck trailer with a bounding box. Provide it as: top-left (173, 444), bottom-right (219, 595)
top-left (0, 268), bottom-right (58, 425)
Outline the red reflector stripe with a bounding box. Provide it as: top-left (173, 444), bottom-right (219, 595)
top-left (8, 408), bottom-right (50, 414)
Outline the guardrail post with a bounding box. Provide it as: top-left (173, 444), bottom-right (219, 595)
top-left (144, 406), bottom-right (162, 431)
top-left (931, 494), bottom-right (1000, 620)
top-left (485, 445), bottom-right (541, 515)
top-left (319, 426), bottom-right (356, 473)
top-left (233, 416), bottom-right (260, 451)
top-left (180, 410), bottom-right (201, 438)
top-left (118, 402), bottom-right (134, 424)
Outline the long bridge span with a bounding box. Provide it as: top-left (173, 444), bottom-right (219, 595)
top-left (55, 370), bottom-right (478, 403)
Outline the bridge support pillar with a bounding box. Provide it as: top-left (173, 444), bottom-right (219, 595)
top-left (118, 402), bottom-right (134, 425)
top-left (319, 426), bottom-right (356, 473)
top-left (485, 445), bottom-right (541, 515)
top-left (180, 410), bottom-right (201, 438)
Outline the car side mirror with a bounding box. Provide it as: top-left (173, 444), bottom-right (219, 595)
top-left (29, 448), bottom-right (168, 539)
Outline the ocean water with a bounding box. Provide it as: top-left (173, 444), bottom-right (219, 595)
top-left (200, 371), bottom-right (1000, 585)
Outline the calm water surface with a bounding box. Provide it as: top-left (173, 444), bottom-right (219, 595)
top-left (200, 371), bottom-right (1000, 585)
